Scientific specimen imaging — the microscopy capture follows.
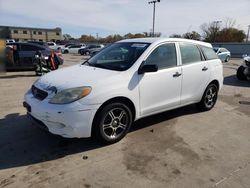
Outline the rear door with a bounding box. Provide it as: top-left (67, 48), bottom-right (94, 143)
top-left (179, 42), bottom-right (211, 104)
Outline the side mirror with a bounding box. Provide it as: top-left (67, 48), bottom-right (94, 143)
top-left (138, 64), bottom-right (158, 74)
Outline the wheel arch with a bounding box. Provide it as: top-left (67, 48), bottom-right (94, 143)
top-left (91, 96), bottom-right (136, 136)
top-left (208, 79), bottom-right (219, 89)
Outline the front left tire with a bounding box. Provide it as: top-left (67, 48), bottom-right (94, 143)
top-left (92, 103), bottom-right (133, 144)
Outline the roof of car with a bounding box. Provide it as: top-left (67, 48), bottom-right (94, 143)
top-left (118, 38), bottom-right (212, 48)
top-left (6, 42), bottom-right (48, 49)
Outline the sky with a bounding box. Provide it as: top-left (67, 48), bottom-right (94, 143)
top-left (0, 0), bottom-right (249, 38)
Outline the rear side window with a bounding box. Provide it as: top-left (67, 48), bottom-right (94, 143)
top-left (21, 44), bottom-right (44, 51)
top-left (201, 46), bottom-right (218, 60)
top-left (179, 43), bottom-right (202, 65)
top-left (145, 43), bottom-right (177, 70)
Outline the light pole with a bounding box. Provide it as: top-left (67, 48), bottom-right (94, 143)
top-left (148, 0), bottom-right (160, 37)
top-left (246, 25), bottom-right (250, 43)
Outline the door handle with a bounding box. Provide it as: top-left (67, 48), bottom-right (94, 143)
top-left (173, 72), bottom-right (182, 77)
top-left (202, 66), bottom-right (208, 71)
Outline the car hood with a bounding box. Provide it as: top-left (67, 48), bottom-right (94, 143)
top-left (35, 64), bottom-right (122, 91)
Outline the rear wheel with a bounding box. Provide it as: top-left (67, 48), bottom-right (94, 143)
top-left (197, 84), bottom-right (218, 111)
top-left (236, 66), bottom-right (247, 80)
top-left (225, 56), bottom-right (230, 62)
top-left (93, 103), bottom-right (133, 144)
top-left (64, 50), bottom-right (68, 54)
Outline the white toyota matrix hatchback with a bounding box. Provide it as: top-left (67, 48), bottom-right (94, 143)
top-left (24, 38), bottom-right (223, 143)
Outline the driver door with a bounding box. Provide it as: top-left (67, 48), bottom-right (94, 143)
top-left (138, 43), bottom-right (182, 116)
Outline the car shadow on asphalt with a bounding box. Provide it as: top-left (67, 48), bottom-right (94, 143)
top-left (0, 105), bottom-right (201, 170)
top-left (223, 75), bottom-right (250, 88)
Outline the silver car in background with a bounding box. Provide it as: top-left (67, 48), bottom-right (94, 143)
top-left (213, 47), bottom-right (231, 62)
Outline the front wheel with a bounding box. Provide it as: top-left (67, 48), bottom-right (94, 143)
top-left (236, 66), bottom-right (247, 80)
top-left (197, 84), bottom-right (218, 111)
top-left (93, 103), bottom-right (133, 144)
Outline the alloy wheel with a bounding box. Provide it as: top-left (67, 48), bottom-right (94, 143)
top-left (205, 86), bottom-right (217, 108)
top-left (102, 108), bottom-right (129, 139)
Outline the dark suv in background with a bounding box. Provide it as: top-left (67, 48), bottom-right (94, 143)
top-left (6, 42), bottom-right (63, 70)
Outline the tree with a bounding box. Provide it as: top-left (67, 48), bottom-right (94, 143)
top-left (182, 31), bottom-right (201, 40)
top-left (169, 34), bottom-right (182, 38)
top-left (200, 22), bottom-right (221, 42)
top-left (217, 28), bottom-right (246, 42)
top-left (79, 35), bottom-right (96, 43)
top-left (200, 19), bottom-right (246, 42)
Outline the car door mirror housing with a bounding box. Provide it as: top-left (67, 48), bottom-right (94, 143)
top-left (138, 64), bottom-right (158, 74)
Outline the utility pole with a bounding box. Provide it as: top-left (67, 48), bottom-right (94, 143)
top-left (246, 25), bottom-right (250, 43)
top-left (96, 33), bottom-right (99, 43)
top-left (213, 20), bottom-right (222, 42)
top-left (148, 0), bottom-right (160, 37)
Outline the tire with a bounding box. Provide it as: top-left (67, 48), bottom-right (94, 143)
top-left (80, 51), bottom-right (84, 55)
top-left (236, 66), bottom-right (247, 80)
top-left (64, 50), bottom-right (68, 54)
top-left (197, 84), bottom-right (218, 111)
top-left (225, 56), bottom-right (230, 62)
top-left (93, 103), bottom-right (133, 144)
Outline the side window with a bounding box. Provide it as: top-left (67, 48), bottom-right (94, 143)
top-left (21, 44), bottom-right (43, 51)
top-left (179, 43), bottom-right (203, 65)
top-left (21, 44), bottom-right (35, 51)
top-left (145, 43), bottom-right (177, 70)
top-left (200, 46), bottom-right (218, 60)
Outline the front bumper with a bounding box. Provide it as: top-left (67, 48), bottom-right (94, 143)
top-left (24, 90), bottom-right (99, 138)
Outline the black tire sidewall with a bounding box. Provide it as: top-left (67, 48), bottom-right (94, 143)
top-left (236, 66), bottom-right (247, 80)
top-left (93, 103), bottom-right (133, 144)
top-left (198, 84), bottom-right (218, 111)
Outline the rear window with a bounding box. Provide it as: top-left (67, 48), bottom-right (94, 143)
top-left (201, 46), bottom-right (218, 60)
top-left (179, 42), bottom-right (203, 65)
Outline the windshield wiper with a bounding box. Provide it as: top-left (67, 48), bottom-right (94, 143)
top-left (82, 60), bottom-right (95, 67)
top-left (93, 63), bottom-right (123, 71)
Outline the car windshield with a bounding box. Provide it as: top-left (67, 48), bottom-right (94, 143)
top-left (84, 42), bottom-right (150, 71)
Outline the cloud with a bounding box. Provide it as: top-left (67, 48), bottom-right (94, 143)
top-left (0, 0), bottom-right (249, 37)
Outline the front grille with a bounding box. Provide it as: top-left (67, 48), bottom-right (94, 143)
top-left (31, 85), bottom-right (48, 100)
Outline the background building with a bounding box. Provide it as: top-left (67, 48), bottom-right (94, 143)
top-left (0, 26), bottom-right (62, 42)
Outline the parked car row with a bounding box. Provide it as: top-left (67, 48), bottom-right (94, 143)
top-left (62, 44), bottom-right (86, 54)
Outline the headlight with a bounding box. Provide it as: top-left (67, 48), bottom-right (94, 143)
top-left (49, 86), bottom-right (91, 104)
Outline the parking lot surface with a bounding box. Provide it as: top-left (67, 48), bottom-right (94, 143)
top-left (0, 55), bottom-right (250, 188)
